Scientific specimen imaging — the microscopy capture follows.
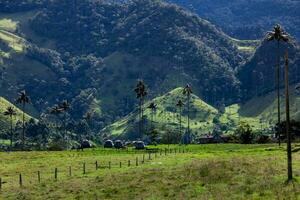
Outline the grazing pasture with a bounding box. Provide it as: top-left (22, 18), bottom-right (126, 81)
top-left (1, 144), bottom-right (300, 199)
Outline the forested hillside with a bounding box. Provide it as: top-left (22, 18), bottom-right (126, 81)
top-left (0, 0), bottom-right (300, 138)
top-left (0, 0), bottom-right (248, 131)
top-left (238, 41), bottom-right (300, 100)
top-left (169, 0), bottom-right (300, 41)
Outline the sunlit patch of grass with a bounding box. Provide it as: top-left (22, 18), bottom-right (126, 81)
top-left (0, 18), bottom-right (18, 32)
top-left (229, 37), bottom-right (260, 54)
top-left (0, 30), bottom-right (25, 52)
top-left (237, 46), bottom-right (256, 51)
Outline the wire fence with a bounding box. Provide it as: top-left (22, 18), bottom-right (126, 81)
top-left (0, 147), bottom-right (190, 190)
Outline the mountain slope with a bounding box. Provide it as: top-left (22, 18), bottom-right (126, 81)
top-left (238, 40), bottom-right (300, 100)
top-left (169, 0), bottom-right (300, 41)
top-left (0, 0), bottom-right (251, 129)
top-left (0, 97), bottom-right (32, 135)
top-left (103, 85), bottom-right (300, 140)
top-left (101, 87), bottom-right (219, 140)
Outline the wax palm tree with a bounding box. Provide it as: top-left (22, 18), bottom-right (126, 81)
top-left (16, 90), bottom-right (30, 148)
top-left (134, 80), bottom-right (147, 137)
top-left (50, 105), bottom-right (63, 136)
top-left (183, 84), bottom-right (192, 144)
top-left (3, 106), bottom-right (17, 149)
top-left (148, 102), bottom-right (157, 130)
top-left (266, 24), bottom-right (291, 146)
top-left (176, 100), bottom-right (184, 142)
top-left (284, 52), bottom-right (292, 181)
top-left (84, 111), bottom-right (94, 129)
top-left (58, 100), bottom-right (70, 140)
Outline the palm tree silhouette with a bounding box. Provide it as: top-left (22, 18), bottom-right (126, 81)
top-left (266, 24), bottom-right (291, 146)
top-left (183, 84), bottom-right (192, 144)
top-left (134, 80), bottom-right (147, 138)
top-left (58, 100), bottom-right (70, 140)
top-left (16, 90), bottom-right (30, 149)
top-left (176, 100), bottom-right (184, 143)
top-left (3, 106), bottom-right (17, 150)
top-left (84, 111), bottom-right (94, 129)
top-left (148, 102), bottom-right (157, 130)
top-left (50, 105), bottom-right (63, 136)
top-left (284, 52), bottom-right (292, 181)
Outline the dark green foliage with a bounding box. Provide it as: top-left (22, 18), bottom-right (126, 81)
top-left (235, 122), bottom-right (254, 144)
top-left (28, 0), bottom-right (242, 108)
top-left (0, 0), bottom-right (46, 13)
top-left (255, 133), bottom-right (271, 144)
top-left (238, 41), bottom-right (300, 100)
top-left (169, 0), bottom-right (300, 40)
top-left (276, 120), bottom-right (300, 138)
top-left (25, 119), bottom-right (49, 149)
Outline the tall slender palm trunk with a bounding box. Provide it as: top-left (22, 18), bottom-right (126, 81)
top-left (10, 115), bottom-right (13, 150)
top-left (138, 98), bottom-right (142, 138)
top-left (151, 110), bottom-right (154, 130)
top-left (285, 52), bottom-right (292, 181)
top-left (276, 41), bottom-right (281, 146)
top-left (64, 113), bottom-right (67, 141)
top-left (187, 94), bottom-right (190, 144)
top-left (179, 107), bottom-right (182, 144)
top-left (141, 98), bottom-right (144, 136)
top-left (22, 103), bottom-right (25, 149)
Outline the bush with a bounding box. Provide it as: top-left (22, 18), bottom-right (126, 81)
top-left (255, 133), bottom-right (271, 144)
top-left (48, 140), bottom-right (67, 151)
top-left (235, 122), bottom-right (254, 144)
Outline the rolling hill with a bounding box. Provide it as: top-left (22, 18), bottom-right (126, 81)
top-left (103, 85), bottom-right (300, 140)
top-left (0, 96), bottom-right (32, 136)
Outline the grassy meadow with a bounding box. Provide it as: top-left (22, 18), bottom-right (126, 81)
top-left (1, 144), bottom-right (300, 199)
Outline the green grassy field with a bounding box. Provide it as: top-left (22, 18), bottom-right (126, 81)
top-left (1, 144), bottom-right (300, 199)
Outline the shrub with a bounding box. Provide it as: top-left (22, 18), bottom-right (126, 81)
top-left (234, 122), bottom-right (254, 144)
top-left (255, 134), bottom-right (271, 144)
top-left (48, 140), bottom-right (67, 151)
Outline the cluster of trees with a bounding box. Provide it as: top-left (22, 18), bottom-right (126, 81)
top-left (1, 91), bottom-right (96, 151)
top-left (132, 80), bottom-right (194, 144)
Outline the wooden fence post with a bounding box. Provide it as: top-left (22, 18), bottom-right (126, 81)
top-left (55, 168), bottom-right (58, 181)
top-left (142, 154), bottom-right (145, 163)
top-left (69, 166), bottom-right (72, 176)
top-left (83, 162), bottom-right (86, 174)
top-left (136, 157), bottom-right (138, 166)
top-left (38, 171), bottom-right (41, 183)
top-left (95, 161), bottom-right (98, 170)
top-left (19, 173), bottom-right (22, 187)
